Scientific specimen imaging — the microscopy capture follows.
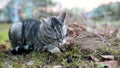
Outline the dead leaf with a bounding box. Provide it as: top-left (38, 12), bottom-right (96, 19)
top-left (67, 27), bottom-right (76, 36)
top-left (0, 43), bottom-right (7, 52)
top-left (96, 61), bottom-right (119, 68)
top-left (91, 56), bottom-right (100, 62)
top-left (73, 22), bottom-right (78, 27)
top-left (101, 55), bottom-right (114, 61)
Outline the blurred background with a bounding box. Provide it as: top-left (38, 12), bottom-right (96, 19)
top-left (0, 0), bottom-right (120, 24)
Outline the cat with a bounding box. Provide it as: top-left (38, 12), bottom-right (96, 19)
top-left (9, 12), bottom-right (67, 55)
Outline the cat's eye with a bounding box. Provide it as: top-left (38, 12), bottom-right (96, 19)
top-left (46, 27), bottom-right (53, 33)
top-left (47, 27), bottom-right (52, 30)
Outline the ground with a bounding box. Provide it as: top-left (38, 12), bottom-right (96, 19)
top-left (0, 23), bottom-right (120, 68)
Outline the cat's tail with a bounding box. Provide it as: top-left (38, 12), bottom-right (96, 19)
top-left (10, 45), bottom-right (33, 55)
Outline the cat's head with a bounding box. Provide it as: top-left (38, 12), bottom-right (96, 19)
top-left (43, 12), bottom-right (66, 26)
top-left (41, 12), bottom-right (67, 43)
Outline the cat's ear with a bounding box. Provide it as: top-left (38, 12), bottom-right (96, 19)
top-left (57, 12), bottom-right (66, 23)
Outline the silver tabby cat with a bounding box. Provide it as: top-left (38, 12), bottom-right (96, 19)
top-left (9, 12), bottom-right (67, 55)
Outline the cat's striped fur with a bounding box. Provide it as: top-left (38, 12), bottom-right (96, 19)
top-left (9, 12), bottom-right (67, 55)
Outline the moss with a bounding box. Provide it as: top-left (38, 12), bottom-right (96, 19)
top-left (0, 62), bottom-right (6, 68)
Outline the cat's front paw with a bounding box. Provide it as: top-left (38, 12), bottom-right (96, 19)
top-left (47, 46), bottom-right (62, 56)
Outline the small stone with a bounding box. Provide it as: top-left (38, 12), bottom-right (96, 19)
top-left (5, 62), bottom-right (13, 68)
top-left (53, 65), bottom-right (62, 68)
top-left (26, 61), bottom-right (34, 66)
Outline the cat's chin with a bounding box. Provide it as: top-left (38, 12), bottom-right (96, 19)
top-left (58, 39), bottom-right (67, 46)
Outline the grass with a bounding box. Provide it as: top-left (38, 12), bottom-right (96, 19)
top-left (0, 23), bottom-right (10, 43)
top-left (0, 23), bottom-right (120, 68)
